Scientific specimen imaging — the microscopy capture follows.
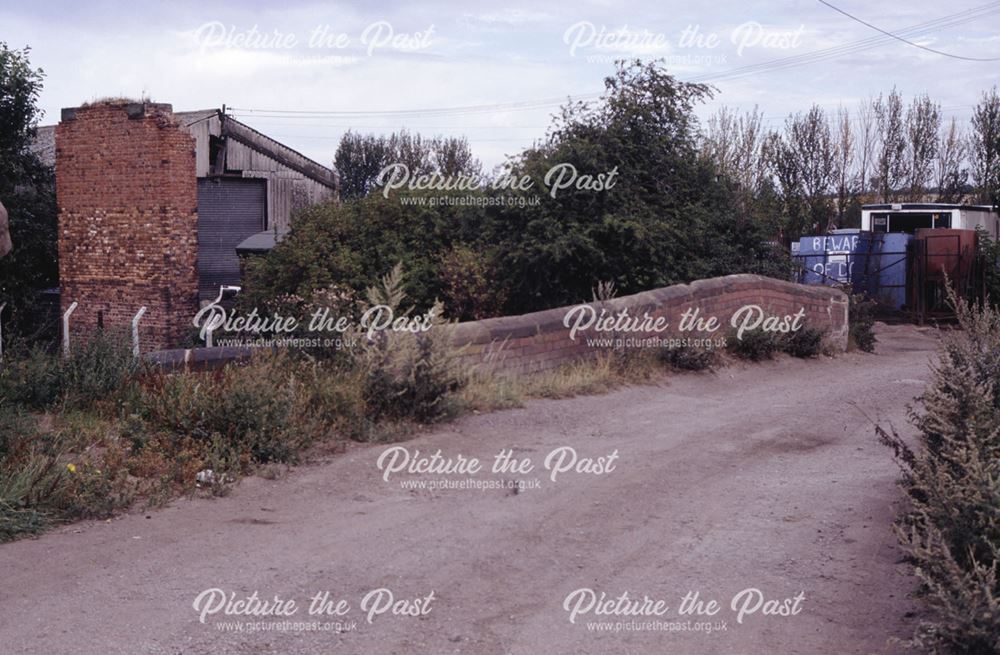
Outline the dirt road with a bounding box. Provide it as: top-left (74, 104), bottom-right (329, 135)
top-left (0, 324), bottom-right (938, 654)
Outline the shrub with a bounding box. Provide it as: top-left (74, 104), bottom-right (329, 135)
top-left (60, 331), bottom-right (139, 408)
top-left (658, 346), bottom-right (717, 371)
top-left (138, 353), bottom-right (304, 466)
top-left (728, 329), bottom-right (780, 361)
top-left (848, 292), bottom-right (877, 353)
top-left (439, 245), bottom-right (506, 320)
top-left (877, 294), bottom-right (1000, 652)
top-left (0, 331), bottom-right (139, 410)
top-left (359, 264), bottom-right (465, 429)
top-left (0, 344), bottom-right (62, 408)
top-left (781, 326), bottom-right (825, 358)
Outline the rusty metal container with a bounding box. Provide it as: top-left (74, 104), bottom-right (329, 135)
top-left (913, 228), bottom-right (978, 282)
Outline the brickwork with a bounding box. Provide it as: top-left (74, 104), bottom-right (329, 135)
top-left (148, 275), bottom-right (849, 375)
top-left (56, 102), bottom-right (198, 350)
top-left (442, 274), bottom-right (850, 376)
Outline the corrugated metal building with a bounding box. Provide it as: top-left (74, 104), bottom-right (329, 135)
top-left (176, 110), bottom-right (337, 301)
top-left (36, 108), bottom-right (339, 302)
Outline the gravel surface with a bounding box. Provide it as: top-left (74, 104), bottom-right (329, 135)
top-left (0, 323), bottom-right (939, 654)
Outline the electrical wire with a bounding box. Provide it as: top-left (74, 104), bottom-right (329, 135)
top-left (228, 2), bottom-right (1000, 120)
top-left (816, 0), bottom-right (1000, 61)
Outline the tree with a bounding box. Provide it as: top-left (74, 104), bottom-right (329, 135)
top-left (971, 86), bottom-right (1000, 207)
top-left (0, 43), bottom-right (56, 339)
top-left (936, 117), bottom-right (968, 203)
top-left (874, 89), bottom-right (906, 202)
top-left (0, 43), bottom-right (43, 190)
top-left (904, 94), bottom-right (940, 201)
top-left (248, 60), bottom-right (783, 319)
top-left (490, 59), bottom-right (776, 312)
top-left (702, 106), bottom-right (766, 224)
top-left (833, 107), bottom-right (856, 228)
top-left (765, 106), bottom-right (836, 240)
top-left (334, 130), bottom-right (481, 200)
top-left (856, 97), bottom-right (877, 198)
top-left (332, 131), bottom-right (397, 199)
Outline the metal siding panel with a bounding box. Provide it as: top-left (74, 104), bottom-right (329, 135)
top-left (197, 178), bottom-right (266, 300)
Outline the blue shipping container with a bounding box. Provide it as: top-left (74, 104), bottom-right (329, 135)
top-left (796, 232), bottom-right (911, 309)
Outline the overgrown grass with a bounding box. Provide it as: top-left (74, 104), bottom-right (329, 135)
top-left (0, 330), bottom-right (140, 410)
top-left (457, 344), bottom-right (717, 414)
top-left (877, 293), bottom-right (1000, 652)
top-left (0, 267), bottom-right (466, 541)
top-left (0, 286), bottom-right (839, 542)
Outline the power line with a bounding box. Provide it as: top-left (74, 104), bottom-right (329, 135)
top-left (229, 2), bottom-right (1000, 119)
top-left (227, 0), bottom-right (1000, 142)
top-left (816, 0), bottom-right (1000, 61)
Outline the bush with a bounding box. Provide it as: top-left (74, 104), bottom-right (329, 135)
top-left (658, 346), bottom-right (717, 371)
top-left (781, 326), bottom-right (825, 358)
top-left (242, 61), bottom-right (784, 321)
top-left (728, 329), bottom-right (780, 361)
top-left (359, 265), bottom-right (465, 429)
top-left (138, 353), bottom-right (304, 466)
top-left (877, 294), bottom-right (1000, 652)
top-left (848, 292), bottom-right (877, 353)
top-left (0, 331), bottom-right (139, 410)
top-left (0, 344), bottom-right (62, 407)
top-left (439, 245), bottom-right (506, 320)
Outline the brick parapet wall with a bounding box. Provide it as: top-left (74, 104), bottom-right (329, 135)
top-left (148, 275), bottom-right (848, 374)
top-left (56, 102), bottom-right (199, 350)
top-left (440, 274), bottom-right (849, 376)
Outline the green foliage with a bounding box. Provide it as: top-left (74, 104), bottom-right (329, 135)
top-left (848, 292), bottom-right (878, 353)
top-left (0, 343), bottom-right (62, 407)
top-left (245, 60), bottom-right (781, 320)
top-left (781, 326), bottom-right (825, 358)
top-left (359, 265), bottom-right (465, 428)
top-left (978, 227), bottom-right (1000, 306)
top-left (335, 130), bottom-right (481, 200)
top-left (240, 190), bottom-right (487, 319)
top-left (439, 245), bottom-right (506, 320)
top-left (490, 59), bottom-right (775, 313)
top-left (138, 355), bottom-right (305, 465)
top-left (657, 346), bottom-right (717, 371)
top-left (877, 295), bottom-right (1000, 652)
top-left (0, 409), bottom-right (61, 542)
top-left (0, 42), bottom-right (57, 339)
top-left (728, 328), bottom-right (780, 361)
top-left (0, 42), bottom-right (44, 185)
top-left (0, 331), bottom-right (139, 410)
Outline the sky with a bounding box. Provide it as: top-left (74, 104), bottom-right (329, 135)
top-left (3, 0), bottom-right (999, 168)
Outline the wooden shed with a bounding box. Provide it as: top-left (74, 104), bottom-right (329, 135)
top-left (175, 109), bottom-right (338, 300)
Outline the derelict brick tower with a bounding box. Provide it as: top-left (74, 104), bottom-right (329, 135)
top-left (56, 101), bottom-right (199, 351)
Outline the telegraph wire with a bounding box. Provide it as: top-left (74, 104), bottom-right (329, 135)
top-left (229, 2), bottom-right (1000, 120)
top-left (816, 0), bottom-right (1000, 61)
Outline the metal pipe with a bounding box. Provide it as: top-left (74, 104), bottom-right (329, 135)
top-left (131, 306), bottom-right (147, 359)
top-left (62, 301), bottom-right (78, 358)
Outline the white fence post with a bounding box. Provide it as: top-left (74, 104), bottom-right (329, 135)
top-left (62, 301), bottom-right (78, 359)
top-left (131, 306), bottom-right (147, 359)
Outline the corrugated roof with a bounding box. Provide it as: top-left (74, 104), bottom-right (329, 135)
top-left (28, 107), bottom-right (337, 189)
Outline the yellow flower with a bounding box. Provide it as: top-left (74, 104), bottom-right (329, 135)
top-left (66, 463), bottom-right (77, 474)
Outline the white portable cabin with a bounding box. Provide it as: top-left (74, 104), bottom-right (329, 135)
top-left (861, 203), bottom-right (1000, 238)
